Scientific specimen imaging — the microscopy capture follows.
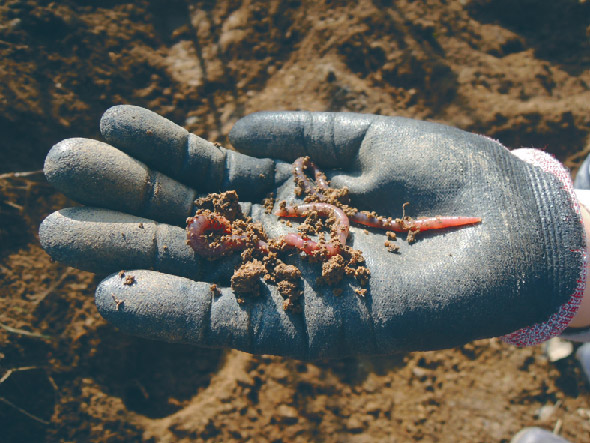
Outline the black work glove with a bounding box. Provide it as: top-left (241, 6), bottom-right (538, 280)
top-left (39, 105), bottom-right (584, 359)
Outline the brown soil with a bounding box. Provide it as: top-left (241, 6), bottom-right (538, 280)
top-left (2, 0), bottom-right (590, 441)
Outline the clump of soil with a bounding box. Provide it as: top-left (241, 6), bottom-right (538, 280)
top-left (263, 192), bottom-right (275, 214)
top-left (321, 255), bottom-right (346, 286)
top-left (227, 241), bottom-right (306, 312)
top-left (231, 259), bottom-right (266, 301)
top-left (193, 190), bottom-right (243, 221)
top-left (271, 261), bottom-right (303, 312)
top-left (119, 272), bottom-right (136, 286)
top-left (384, 230), bottom-right (400, 252)
top-left (189, 190), bottom-right (306, 310)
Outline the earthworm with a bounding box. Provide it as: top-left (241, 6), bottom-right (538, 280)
top-left (292, 156), bottom-right (481, 234)
top-left (350, 211), bottom-right (482, 232)
top-left (187, 212), bottom-right (268, 258)
top-left (293, 156), bottom-right (330, 197)
top-left (188, 157), bottom-right (481, 259)
top-left (276, 203), bottom-right (349, 256)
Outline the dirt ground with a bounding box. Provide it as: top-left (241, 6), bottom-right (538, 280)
top-left (1, 0), bottom-right (590, 441)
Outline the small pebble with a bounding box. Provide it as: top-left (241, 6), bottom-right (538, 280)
top-left (534, 404), bottom-right (556, 421)
top-left (543, 337), bottom-right (573, 362)
top-left (412, 367), bottom-right (428, 378)
top-left (276, 405), bottom-right (298, 424)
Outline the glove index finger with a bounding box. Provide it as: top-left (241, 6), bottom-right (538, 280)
top-left (229, 111), bottom-right (376, 168)
top-left (100, 105), bottom-right (276, 201)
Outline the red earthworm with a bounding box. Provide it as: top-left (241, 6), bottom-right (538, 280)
top-left (350, 211), bottom-right (482, 232)
top-left (276, 203), bottom-right (349, 256)
top-left (188, 158), bottom-right (481, 259)
top-left (293, 156), bottom-right (330, 197)
top-left (292, 156), bottom-right (481, 234)
top-left (187, 213), bottom-right (268, 258)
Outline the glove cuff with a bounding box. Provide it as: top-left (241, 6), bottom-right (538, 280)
top-left (501, 148), bottom-right (587, 346)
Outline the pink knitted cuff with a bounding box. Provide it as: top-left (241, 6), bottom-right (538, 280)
top-left (500, 148), bottom-right (587, 347)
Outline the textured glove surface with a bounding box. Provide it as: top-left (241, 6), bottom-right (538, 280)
top-left (39, 106), bottom-right (584, 359)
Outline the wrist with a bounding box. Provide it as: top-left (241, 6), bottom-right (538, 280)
top-left (501, 149), bottom-right (587, 346)
top-left (568, 201), bottom-right (590, 328)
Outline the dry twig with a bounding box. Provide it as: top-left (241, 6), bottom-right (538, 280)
top-left (33, 268), bottom-right (73, 306)
top-left (0, 366), bottom-right (52, 425)
top-left (0, 170), bottom-right (45, 181)
top-left (0, 323), bottom-right (52, 340)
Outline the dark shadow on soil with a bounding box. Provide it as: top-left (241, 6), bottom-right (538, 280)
top-left (469, 110), bottom-right (589, 161)
top-left (85, 327), bottom-right (224, 418)
top-left (0, 367), bottom-right (55, 443)
top-left (313, 353), bottom-right (408, 385)
top-left (552, 349), bottom-right (590, 398)
top-left (469, 0), bottom-right (590, 75)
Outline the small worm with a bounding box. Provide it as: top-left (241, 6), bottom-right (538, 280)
top-left (292, 156), bottom-right (481, 234)
top-left (293, 156), bottom-right (330, 197)
top-left (350, 211), bottom-right (482, 232)
top-left (187, 212), bottom-right (268, 258)
top-left (276, 203), bottom-right (349, 256)
top-left (187, 157), bottom-right (481, 258)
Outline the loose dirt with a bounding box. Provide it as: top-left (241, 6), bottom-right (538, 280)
top-left (1, 0), bottom-right (590, 441)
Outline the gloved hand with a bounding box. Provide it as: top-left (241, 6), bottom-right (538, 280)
top-left (39, 105), bottom-right (585, 359)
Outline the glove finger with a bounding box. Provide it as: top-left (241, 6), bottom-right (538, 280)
top-left (94, 269), bottom-right (376, 360)
top-left (100, 105), bottom-right (282, 201)
top-left (229, 111), bottom-right (377, 168)
top-left (95, 270), bottom-right (307, 358)
top-left (39, 207), bottom-right (239, 282)
top-left (45, 138), bottom-right (197, 226)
